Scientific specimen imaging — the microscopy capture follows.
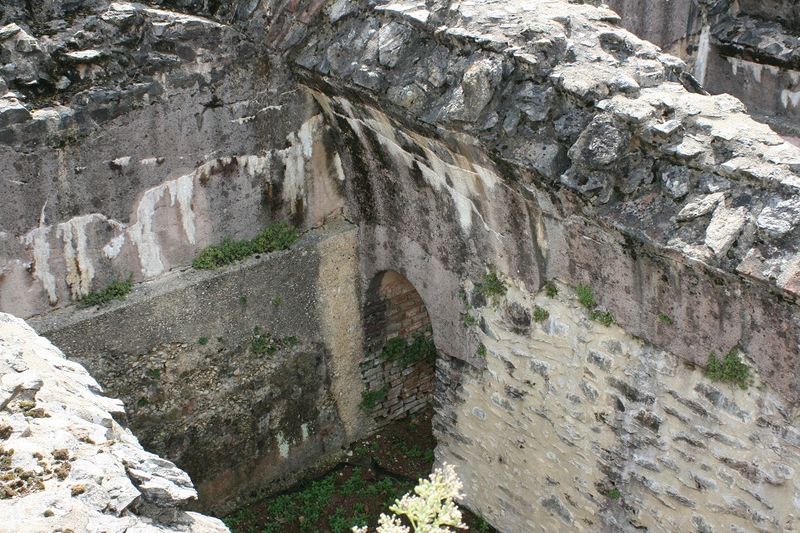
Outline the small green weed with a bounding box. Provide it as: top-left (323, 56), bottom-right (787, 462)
top-left (272, 297), bottom-right (282, 307)
top-left (360, 385), bottom-right (389, 410)
top-left (533, 305), bottom-right (549, 322)
top-left (78, 275), bottom-right (133, 308)
top-left (198, 336), bottom-right (209, 345)
top-left (476, 271), bottom-right (507, 305)
top-left (380, 335), bottom-right (437, 367)
top-left (477, 343), bottom-right (487, 358)
top-left (706, 347), bottom-right (751, 389)
top-left (590, 310), bottom-right (614, 327)
top-left (476, 515), bottom-right (492, 533)
top-left (341, 468), bottom-right (366, 496)
top-left (250, 327), bottom-right (297, 355)
top-left (463, 312), bottom-right (477, 326)
top-left (575, 284), bottom-right (596, 310)
top-left (608, 488), bottom-right (621, 500)
top-left (658, 313), bottom-right (674, 325)
top-left (146, 368), bottom-right (161, 380)
top-left (251, 327), bottom-right (278, 355)
top-left (544, 282), bottom-right (558, 298)
top-left (192, 222), bottom-right (298, 270)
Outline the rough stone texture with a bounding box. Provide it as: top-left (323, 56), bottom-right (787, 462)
top-left (437, 281), bottom-right (800, 532)
top-left (607, 0), bottom-right (800, 135)
top-left (0, 312), bottom-right (227, 532)
top-left (31, 223), bottom-right (363, 513)
top-left (0, 0), bottom-right (799, 529)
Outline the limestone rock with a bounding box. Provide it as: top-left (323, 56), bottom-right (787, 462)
top-left (0, 313), bottom-right (228, 532)
top-left (706, 205), bottom-right (748, 256)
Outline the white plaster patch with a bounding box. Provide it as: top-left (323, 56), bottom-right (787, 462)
top-left (781, 90), bottom-right (800, 109)
top-left (23, 225), bottom-right (57, 304)
top-left (276, 432), bottom-right (290, 459)
top-left (243, 155), bottom-right (270, 177)
top-left (103, 233), bottom-right (126, 259)
top-left (332, 153), bottom-right (346, 181)
top-left (128, 172), bottom-right (196, 278)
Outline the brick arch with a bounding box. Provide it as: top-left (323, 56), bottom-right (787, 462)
top-left (360, 270), bottom-right (435, 427)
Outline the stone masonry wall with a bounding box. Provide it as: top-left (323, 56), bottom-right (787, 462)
top-left (30, 222), bottom-right (368, 513)
top-left (361, 271), bottom-right (434, 427)
top-left (435, 279), bottom-right (800, 532)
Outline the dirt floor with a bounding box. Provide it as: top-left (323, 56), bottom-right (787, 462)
top-left (221, 408), bottom-right (497, 532)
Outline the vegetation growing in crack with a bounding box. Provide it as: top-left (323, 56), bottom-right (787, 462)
top-left (251, 326), bottom-right (299, 356)
top-left (575, 284), bottom-right (614, 327)
top-left (462, 312), bottom-right (476, 327)
top-left (476, 271), bottom-right (507, 306)
top-left (380, 335), bottom-right (437, 367)
top-left (192, 221), bottom-right (298, 269)
top-left (532, 305), bottom-right (549, 322)
top-left (77, 275), bottom-right (133, 308)
top-left (476, 343), bottom-right (487, 358)
top-left (658, 313), bottom-right (674, 325)
top-left (706, 347), bottom-right (752, 389)
top-left (360, 385), bottom-right (389, 411)
top-left (544, 281), bottom-right (558, 298)
top-left (575, 284), bottom-right (596, 310)
top-left (590, 310), bottom-right (614, 327)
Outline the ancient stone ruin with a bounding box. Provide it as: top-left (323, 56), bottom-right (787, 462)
top-left (1, 0), bottom-right (799, 531)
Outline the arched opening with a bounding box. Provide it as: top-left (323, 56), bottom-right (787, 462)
top-left (361, 270), bottom-right (436, 428)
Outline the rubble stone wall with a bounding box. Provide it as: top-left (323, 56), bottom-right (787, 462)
top-left (437, 281), bottom-right (800, 532)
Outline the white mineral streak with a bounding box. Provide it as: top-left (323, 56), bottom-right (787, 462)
top-left (24, 225), bottom-right (57, 305)
top-left (128, 172), bottom-right (196, 278)
top-left (694, 25), bottom-right (711, 86)
top-left (103, 233), bottom-right (126, 258)
top-left (57, 214), bottom-right (102, 299)
top-left (781, 89), bottom-right (800, 109)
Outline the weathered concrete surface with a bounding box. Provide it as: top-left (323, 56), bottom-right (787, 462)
top-left (0, 312), bottom-right (227, 532)
top-left (31, 222), bottom-right (366, 513)
top-left (0, 2), bottom-right (339, 317)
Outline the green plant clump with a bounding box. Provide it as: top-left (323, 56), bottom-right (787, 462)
top-left (544, 281), bottom-right (558, 298)
top-left (476, 271), bottom-right (507, 305)
top-left (380, 335), bottom-right (437, 367)
top-left (608, 488), bottom-right (621, 500)
top-left (590, 310), bottom-right (614, 327)
top-left (532, 305), bottom-right (550, 322)
top-left (197, 336), bottom-right (209, 345)
top-left (706, 348), bottom-right (751, 389)
top-left (575, 284), bottom-right (596, 310)
top-left (658, 313), bottom-right (674, 325)
top-left (476, 343), bottom-right (487, 358)
top-left (192, 222), bottom-right (298, 270)
top-left (360, 385), bottom-right (389, 410)
top-left (78, 275), bottom-right (133, 308)
top-left (463, 312), bottom-right (477, 327)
